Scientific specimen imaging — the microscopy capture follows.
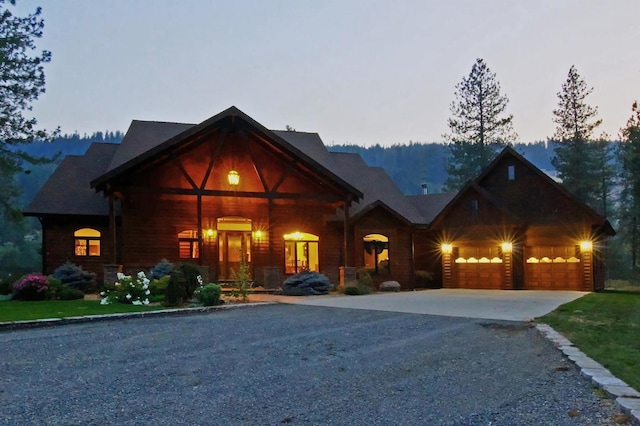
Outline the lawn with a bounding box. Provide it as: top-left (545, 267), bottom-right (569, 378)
top-left (539, 289), bottom-right (640, 391)
top-left (0, 300), bottom-right (165, 322)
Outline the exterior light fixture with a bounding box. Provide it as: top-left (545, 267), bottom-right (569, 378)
top-left (228, 170), bottom-right (240, 186)
top-left (501, 242), bottom-right (513, 253)
top-left (254, 230), bottom-right (265, 240)
top-left (204, 229), bottom-right (216, 243)
top-left (580, 240), bottom-right (593, 252)
top-left (441, 243), bottom-right (453, 254)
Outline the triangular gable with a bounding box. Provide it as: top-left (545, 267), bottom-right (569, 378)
top-left (91, 106), bottom-right (362, 201)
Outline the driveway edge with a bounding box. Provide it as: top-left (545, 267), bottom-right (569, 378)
top-left (0, 302), bottom-right (277, 332)
top-left (536, 323), bottom-right (640, 425)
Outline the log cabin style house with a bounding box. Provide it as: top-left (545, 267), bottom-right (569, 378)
top-left (24, 106), bottom-right (614, 291)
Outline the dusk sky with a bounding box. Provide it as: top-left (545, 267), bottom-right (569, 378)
top-left (12, 0), bottom-right (640, 146)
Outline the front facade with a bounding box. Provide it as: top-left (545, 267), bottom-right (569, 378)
top-left (25, 107), bottom-right (614, 291)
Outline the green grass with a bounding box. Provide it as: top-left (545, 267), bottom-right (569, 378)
top-left (0, 300), bottom-right (165, 322)
top-left (539, 290), bottom-right (640, 390)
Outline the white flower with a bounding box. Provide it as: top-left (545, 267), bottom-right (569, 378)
top-left (143, 299), bottom-right (150, 305)
top-left (197, 275), bottom-right (203, 285)
top-left (132, 300), bottom-right (142, 306)
top-left (117, 272), bottom-right (125, 280)
top-left (126, 293), bottom-right (132, 300)
top-left (100, 297), bottom-right (110, 305)
top-left (145, 289), bottom-right (150, 295)
top-left (100, 291), bottom-right (105, 297)
top-left (143, 278), bottom-right (150, 286)
top-left (142, 284), bottom-right (149, 290)
top-left (137, 271), bottom-right (145, 279)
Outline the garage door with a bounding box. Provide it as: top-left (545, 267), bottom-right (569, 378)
top-left (453, 247), bottom-right (503, 289)
top-left (524, 246), bottom-right (582, 290)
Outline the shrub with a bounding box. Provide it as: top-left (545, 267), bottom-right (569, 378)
top-left (175, 263), bottom-right (202, 300)
top-left (344, 286), bottom-right (361, 295)
top-left (357, 268), bottom-right (375, 291)
top-left (229, 260), bottom-right (252, 302)
top-left (415, 270), bottom-right (435, 288)
top-left (51, 262), bottom-right (97, 293)
top-left (196, 283), bottom-right (222, 306)
top-left (57, 285), bottom-right (85, 300)
top-left (165, 269), bottom-right (186, 307)
top-left (0, 274), bottom-right (14, 295)
top-left (100, 272), bottom-right (151, 305)
top-left (283, 270), bottom-right (332, 296)
top-left (150, 258), bottom-right (173, 280)
top-left (12, 273), bottom-right (50, 301)
top-left (149, 275), bottom-right (170, 296)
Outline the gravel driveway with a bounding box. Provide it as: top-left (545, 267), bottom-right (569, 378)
top-left (0, 305), bottom-right (624, 425)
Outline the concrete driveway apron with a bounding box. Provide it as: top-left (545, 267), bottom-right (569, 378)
top-left (264, 289), bottom-right (587, 321)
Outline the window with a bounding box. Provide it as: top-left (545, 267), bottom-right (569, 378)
top-left (470, 199), bottom-right (479, 212)
top-left (363, 234), bottom-right (389, 275)
top-left (284, 232), bottom-right (319, 274)
top-left (178, 230), bottom-right (199, 259)
top-left (508, 165), bottom-right (515, 180)
top-left (74, 228), bottom-right (101, 256)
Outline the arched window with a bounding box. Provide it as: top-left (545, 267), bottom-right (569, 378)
top-left (74, 228), bottom-right (101, 257)
top-left (284, 232), bottom-right (319, 274)
top-left (178, 230), bottom-right (199, 259)
top-left (363, 233), bottom-right (389, 275)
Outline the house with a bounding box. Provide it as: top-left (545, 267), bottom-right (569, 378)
top-left (24, 107), bottom-right (614, 291)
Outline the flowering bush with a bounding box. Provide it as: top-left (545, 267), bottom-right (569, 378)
top-left (100, 271), bottom-right (151, 305)
top-left (12, 273), bottom-right (50, 301)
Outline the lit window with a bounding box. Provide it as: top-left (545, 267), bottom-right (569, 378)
top-left (178, 230), bottom-right (199, 259)
top-left (74, 228), bottom-right (101, 256)
top-left (284, 232), bottom-right (319, 274)
top-left (363, 233), bottom-right (389, 275)
top-left (508, 165), bottom-right (515, 180)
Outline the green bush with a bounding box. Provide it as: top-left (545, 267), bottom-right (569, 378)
top-left (344, 286), bottom-right (361, 295)
top-left (197, 283), bottom-right (222, 306)
top-left (176, 263), bottom-right (201, 300)
top-left (283, 270), bottom-right (332, 296)
top-left (229, 260), bottom-right (252, 302)
top-left (0, 274), bottom-right (14, 295)
top-left (51, 262), bottom-right (97, 293)
top-left (56, 285), bottom-right (85, 300)
top-left (165, 269), bottom-right (186, 307)
top-left (357, 268), bottom-right (375, 291)
top-left (150, 275), bottom-right (170, 296)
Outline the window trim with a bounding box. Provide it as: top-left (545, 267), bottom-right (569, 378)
top-left (74, 228), bottom-right (101, 257)
top-left (178, 230), bottom-right (200, 259)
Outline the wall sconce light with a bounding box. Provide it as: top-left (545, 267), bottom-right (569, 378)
top-left (228, 170), bottom-right (240, 186)
top-left (441, 243), bottom-right (453, 254)
top-left (501, 242), bottom-right (513, 253)
top-left (253, 230), bottom-right (266, 241)
top-left (204, 228), bottom-right (216, 243)
top-left (580, 240), bottom-right (593, 252)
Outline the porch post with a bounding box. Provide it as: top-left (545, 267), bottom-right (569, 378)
top-left (197, 194), bottom-right (203, 266)
top-left (109, 193), bottom-right (117, 264)
top-left (343, 197), bottom-right (350, 267)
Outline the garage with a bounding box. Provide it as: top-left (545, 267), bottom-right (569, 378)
top-left (452, 246), bottom-right (504, 289)
top-left (524, 246), bottom-right (582, 290)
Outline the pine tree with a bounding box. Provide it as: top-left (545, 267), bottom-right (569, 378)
top-left (551, 66), bottom-right (602, 207)
top-left (444, 58), bottom-right (517, 191)
top-left (0, 0), bottom-right (55, 221)
top-left (618, 101), bottom-right (640, 270)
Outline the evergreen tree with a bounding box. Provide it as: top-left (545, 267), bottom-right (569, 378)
top-left (444, 58), bottom-right (517, 191)
top-left (551, 65), bottom-right (602, 207)
top-left (618, 101), bottom-right (640, 270)
top-left (0, 0), bottom-right (55, 221)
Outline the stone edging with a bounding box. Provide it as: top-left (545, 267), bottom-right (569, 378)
top-left (0, 302), bottom-right (278, 332)
top-left (536, 323), bottom-right (640, 425)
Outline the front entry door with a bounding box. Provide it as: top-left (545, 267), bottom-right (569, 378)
top-left (218, 231), bottom-right (251, 280)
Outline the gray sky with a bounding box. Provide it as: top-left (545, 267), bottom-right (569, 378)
top-left (13, 0), bottom-right (640, 146)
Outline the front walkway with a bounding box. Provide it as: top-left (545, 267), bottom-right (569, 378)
top-left (250, 289), bottom-right (587, 321)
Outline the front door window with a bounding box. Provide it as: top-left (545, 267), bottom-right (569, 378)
top-left (217, 217), bottom-right (252, 281)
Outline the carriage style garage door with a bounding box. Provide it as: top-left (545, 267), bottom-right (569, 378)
top-left (524, 246), bottom-right (582, 290)
top-left (452, 246), bottom-right (503, 289)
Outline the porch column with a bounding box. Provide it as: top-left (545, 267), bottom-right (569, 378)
top-left (109, 193), bottom-right (117, 264)
top-left (582, 247), bottom-right (593, 291)
top-left (197, 194), bottom-right (203, 266)
top-left (442, 251), bottom-right (453, 288)
top-left (343, 198), bottom-right (350, 267)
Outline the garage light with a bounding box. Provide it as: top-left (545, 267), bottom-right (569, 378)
top-left (501, 242), bottom-right (513, 253)
top-left (441, 244), bottom-right (453, 254)
top-left (580, 240), bottom-right (592, 252)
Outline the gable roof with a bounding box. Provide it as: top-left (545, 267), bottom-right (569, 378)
top-left (408, 192), bottom-right (457, 223)
top-left (24, 143), bottom-right (118, 216)
top-left (428, 145), bottom-right (614, 233)
top-left (91, 106), bottom-right (362, 201)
